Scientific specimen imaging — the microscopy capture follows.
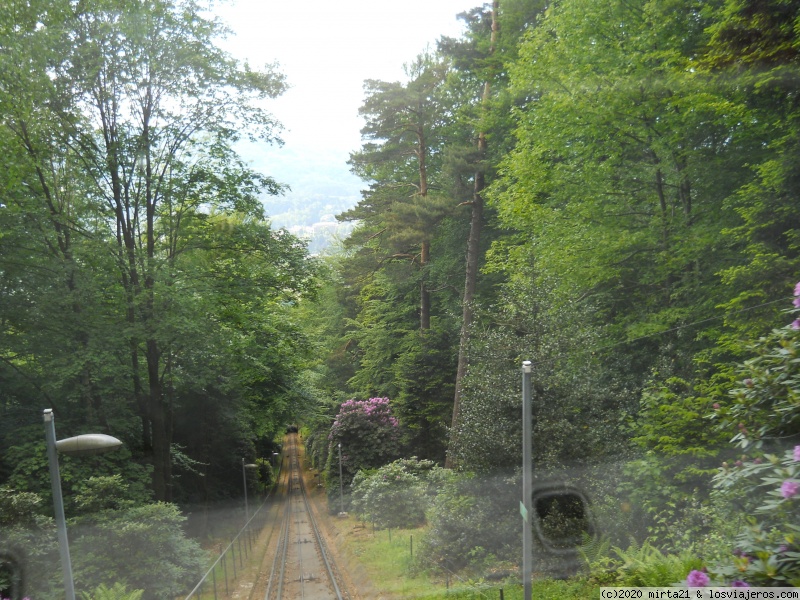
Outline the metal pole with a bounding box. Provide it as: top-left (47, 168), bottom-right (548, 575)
top-left (338, 442), bottom-right (344, 514)
top-left (241, 458), bottom-right (249, 523)
top-left (521, 361), bottom-right (533, 600)
top-left (43, 409), bottom-right (76, 600)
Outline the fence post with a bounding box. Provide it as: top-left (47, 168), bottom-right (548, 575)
top-left (231, 543), bottom-right (237, 579)
top-left (212, 566), bottom-right (218, 600)
top-left (223, 551), bottom-right (229, 596)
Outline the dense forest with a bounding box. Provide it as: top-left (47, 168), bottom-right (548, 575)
top-left (2, 0), bottom-right (799, 596)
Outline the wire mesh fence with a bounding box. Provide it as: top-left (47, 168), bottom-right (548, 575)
top-left (182, 459), bottom-right (283, 600)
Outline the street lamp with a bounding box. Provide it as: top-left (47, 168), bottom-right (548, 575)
top-left (241, 459), bottom-right (257, 522)
top-left (43, 409), bottom-right (122, 600)
top-left (521, 361), bottom-right (533, 600)
top-left (338, 442), bottom-right (344, 515)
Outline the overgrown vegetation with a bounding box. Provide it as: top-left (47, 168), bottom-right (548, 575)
top-left (3, 0), bottom-right (800, 595)
top-left (303, 0), bottom-right (800, 590)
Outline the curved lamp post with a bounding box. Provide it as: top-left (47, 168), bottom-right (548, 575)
top-left (241, 459), bottom-right (257, 522)
top-left (43, 409), bottom-right (123, 600)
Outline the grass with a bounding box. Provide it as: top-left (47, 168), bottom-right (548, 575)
top-left (410, 579), bottom-right (598, 600)
top-left (336, 514), bottom-right (600, 599)
top-left (338, 516), bottom-right (445, 598)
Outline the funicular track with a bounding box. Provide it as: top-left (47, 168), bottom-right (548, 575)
top-left (264, 434), bottom-right (348, 600)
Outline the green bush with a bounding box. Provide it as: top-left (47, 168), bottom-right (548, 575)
top-left (708, 445), bottom-right (800, 586)
top-left (703, 291), bottom-right (800, 587)
top-left (417, 472), bottom-right (518, 573)
top-left (0, 486), bottom-right (59, 598)
top-left (70, 502), bottom-right (206, 600)
top-left (350, 457), bottom-right (449, 528)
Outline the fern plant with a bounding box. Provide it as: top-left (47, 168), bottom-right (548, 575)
top-left (579, 534), bottom-right (620, 585)
top-left (79, 583), bottom-right (144, 600)
top-left (581, 536), bottom-right (705, 587)
top-left (613, 539), bottom-right (704, 587)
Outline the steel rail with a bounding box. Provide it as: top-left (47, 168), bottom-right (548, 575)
top-left (296, 455), bottom-right (345, 600)
top-left (264, 495), bottom-right (290, 600)
top-left (266, 434), bottom-right (346, 600)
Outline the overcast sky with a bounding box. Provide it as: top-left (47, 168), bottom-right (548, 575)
top-left (213, 0), bottom-right (481, 196)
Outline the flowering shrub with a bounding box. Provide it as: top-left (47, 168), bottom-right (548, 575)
top-left (709, 445), bottom-right (800, 586)
top-left (329, 397), bottom-right (400, 439)
top-left (325, 397), bottom-right (402, 508)
top-left (686, 569), bottom-right (709, 587)
top-left (704, 283), bottom-right (800, 587)
top-left (710, 284), bottom-right (800, 448)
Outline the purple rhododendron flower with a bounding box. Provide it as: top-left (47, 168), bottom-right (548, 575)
top-left (794, 296), bottom-right (800, 308)
top-left (794, 445), bottom-right (800, 462)
top-left (793, 319), bottom-right (800, 330)
top-left (795, 281), bottom-right (800, 296)
top-left (686, 570), bottom-right (709, 587)
top-left (781, 480), bottom-right (799, 499)
top-left (731, 581), bottom-right (750, 588)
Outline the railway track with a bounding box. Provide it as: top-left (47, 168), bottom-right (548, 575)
top-left (264, 434), bottom-right (349, 600)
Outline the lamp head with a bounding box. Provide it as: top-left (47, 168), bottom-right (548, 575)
top-left (55, 434), bottom-right (123, 457)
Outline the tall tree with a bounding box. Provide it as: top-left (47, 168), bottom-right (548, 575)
top-left (702, 0), bottom-right (800, 339)
top-left (0, 0), bottom-right (290, 501)
top-left (447, 0), bottom-right (500, 468)
top-left (344, 53), bottom-right (451, 332)
top-left (491, 0), bottom-right (750, 369)
top-left (440, 0), bottom-right (545, 467)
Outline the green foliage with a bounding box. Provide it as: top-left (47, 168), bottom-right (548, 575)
top-left (0, 484), bottom-right (204, 599)
top-left (710, 323), bottom-right (800, 448)
top-left (709, 434), bottom-right (800, 585)
top-left (709, 518), bottom-right (800, 587)
top-left (698, 295), bottom-right (800, 586)
top-left (418, 472), bottom-right (518, 573)
top-left (73, 475), bottom-right (153, 515)
top-left (492, 0), bottom-right (745, 359)
top-left (3, 428), bottom-right (153, 515)
top-left (585, 539), bottom-right (704, 587)
top-left (0, 0), bottom-right (314, 509)
top-left (702, 0), bottom-right (800, 336)
top-left (450, 273), bottom-right (635, 472)
top-left (70, 502), bottom-right (206, 600)
top-left (350, 457), bottom-right (452, 529)
top-left (325, 397), bottom-right (402, 508)
top-left (79, 582), bottom-right (144, 600)
top-left (0, 486), bottom-right (58, 597)
top-left (622, 375), bottom-right (735, 546)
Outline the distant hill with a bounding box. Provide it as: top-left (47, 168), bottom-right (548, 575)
top-left (238, 141), bottom-right (363, 253)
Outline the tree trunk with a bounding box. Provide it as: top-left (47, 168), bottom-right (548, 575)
top-left (418, 125), bottom-right (431, 332)
top-left (420, 240), bottom-right (431, 331)
top-left (447, 0), bottom-right (499, 469)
